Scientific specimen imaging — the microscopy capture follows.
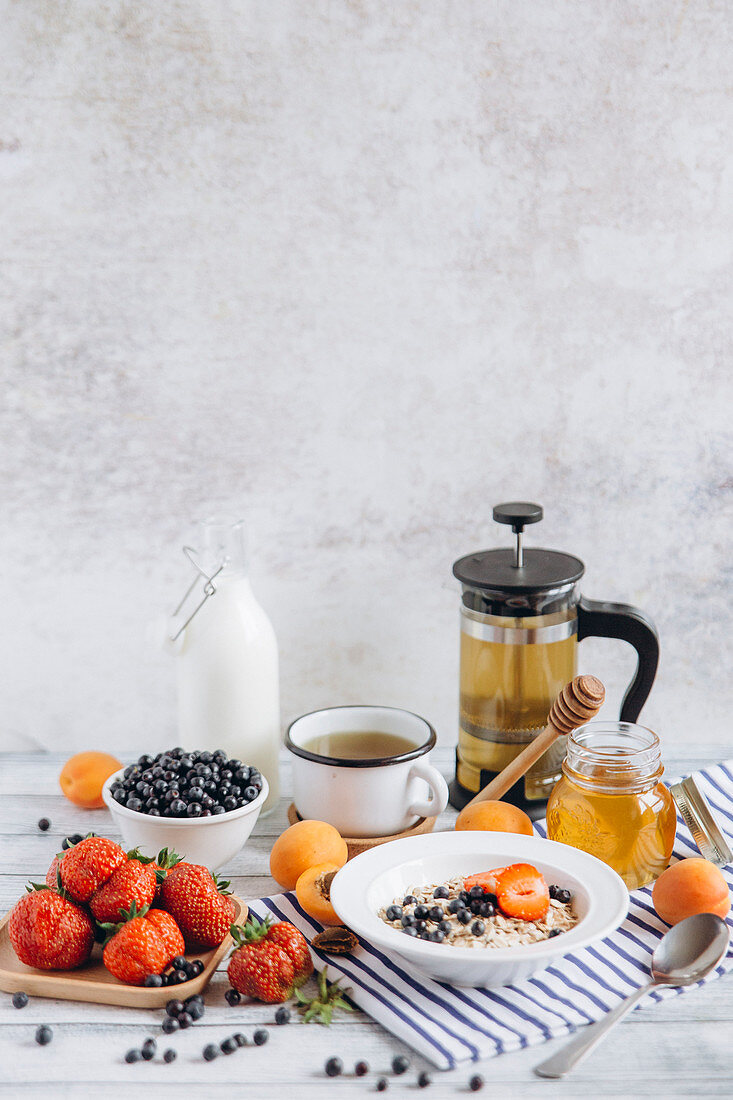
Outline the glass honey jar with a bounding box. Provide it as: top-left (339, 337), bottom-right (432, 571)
top-left (546, 722), bottom-right (677, 890)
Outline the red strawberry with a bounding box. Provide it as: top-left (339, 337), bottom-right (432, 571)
top-left (227, 917), bottom-right (313, 1003)
top-left (102, 904), bottom-right (185, 986)
top-left (8, 886), bottom-right (94, 970)
top-left (463, 869), bottom-right (508, 896)
top-left (45, 854), bottom-right (62, 891)
top-left (60, 837), bottom-right (126, 904)
top-left (263, 919), bottom-right (313, 986)
top-left (89, 859), bottom-right (157, 924)
top-left (495, 863), bottom-right (550, 922)
top-left (160, 863), bottom-right (236, 949)
top-left (149, 847), bottom-right (182, 903)
top-left (228, 939), bottom-right (294, 1003)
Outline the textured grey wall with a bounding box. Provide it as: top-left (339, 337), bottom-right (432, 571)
top-left (2, 2), bottom-right (731, 757)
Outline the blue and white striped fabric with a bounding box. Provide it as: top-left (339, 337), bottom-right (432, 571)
top-left (249, 760), bottom-right (733, 1070)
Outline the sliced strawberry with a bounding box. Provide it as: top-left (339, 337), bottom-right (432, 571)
top-left (495, 863), bottom-right (549, 922)
top-left (463, 869), bottom-right (508, 896)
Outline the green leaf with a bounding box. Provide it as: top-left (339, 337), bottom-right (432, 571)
top-left (295, 967), bottom-right (354, 1026)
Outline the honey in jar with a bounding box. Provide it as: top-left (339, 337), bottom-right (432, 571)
top-left (546, 722), bottom-right (676, 890)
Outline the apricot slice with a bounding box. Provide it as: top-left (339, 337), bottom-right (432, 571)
top-left (295, 862), bottom-right (344, 926)
top-left (652, 857), bottom-right (730, 926)
top-left (455, 800), bottom-right (534, 836)
top-left (59, 752), bottom-right (123, 809)
top-left (269, 820), bottom-right (348, 890)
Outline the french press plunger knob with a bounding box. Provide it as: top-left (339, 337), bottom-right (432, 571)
top-left (492, 502), bottom-right (543, 568)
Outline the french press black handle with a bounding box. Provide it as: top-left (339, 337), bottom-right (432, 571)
top-left (577, 597), bottom-right (660, 722)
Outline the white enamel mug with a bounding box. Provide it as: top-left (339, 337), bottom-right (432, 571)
top-left (286, 705), bottom-right (449, 838)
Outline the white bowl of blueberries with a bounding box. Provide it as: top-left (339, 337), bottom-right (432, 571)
top-left (102, 747), bottom-right (269, 871)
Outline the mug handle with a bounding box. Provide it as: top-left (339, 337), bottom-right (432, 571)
top-left (407, 761), bottom-right (449, 819)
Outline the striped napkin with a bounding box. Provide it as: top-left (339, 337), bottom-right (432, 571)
top-left (249, 760), bottom-right (733, 1070)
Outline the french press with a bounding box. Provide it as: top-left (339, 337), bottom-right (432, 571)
top-left (450, 502), bottom-right (659, 817)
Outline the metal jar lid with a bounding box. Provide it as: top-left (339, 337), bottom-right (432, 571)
top-left (670, 776), bottom-right (733, 866)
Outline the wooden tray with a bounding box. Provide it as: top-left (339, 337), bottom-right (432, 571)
top-left (287, 804), bottom-right (437, 859)
top-left (0, 897), bottom-right (247, 1008)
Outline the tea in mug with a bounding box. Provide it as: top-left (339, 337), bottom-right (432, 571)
top-left (302, 731), bottom-right (415, 760)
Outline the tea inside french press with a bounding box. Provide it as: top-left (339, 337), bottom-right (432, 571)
top-left (450, 502), bottom-right (659, 818)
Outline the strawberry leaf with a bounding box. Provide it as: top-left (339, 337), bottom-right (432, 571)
top-left (295, 966), bottom-right (353, 1026)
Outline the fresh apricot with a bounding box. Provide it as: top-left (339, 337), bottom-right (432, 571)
top-left (455, 800), bottom-right (534, 836)
top-left (269, 820), bottom-right (348, 890)
top-left (295, 862), bottom-right (344, 926)
top-left (59, 752), bottom-right (123, 809)
top-left (652, 857), bottom-right (730, 926)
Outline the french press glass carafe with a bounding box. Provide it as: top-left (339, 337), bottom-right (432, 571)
top-left (450, 502), bottom-right (659, 817)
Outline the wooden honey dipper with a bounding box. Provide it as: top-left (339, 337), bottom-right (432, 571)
top-left (462, 674), bottom-right (606, 810)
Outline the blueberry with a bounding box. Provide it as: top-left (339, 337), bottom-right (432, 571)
top-left (548, 928), bottom-right (563, 938)
top-left (275, 1006), bottom-right (291, 1025)
top-left (173, 969), bottom-right (189, 984)
top-left (438, 920), bottom-right (452, 934)
top-left (414, 919), bottom-right (427, 933)
top-left (186, 802), bottom-right (203, 817)
top-left (225, 988), bottom-right (241, 1006)
top-left (203, 1043), bottom-right (219, 1061)
top-left (457, 908), bottom-right (471, 925)
top-left (163, 1049), bottom-right (177, 1063)
top-left (188, 1001), bottom-right (205, 1020)
top-left (413, 904), bottom-right (429, 920)
top-left (126, 796), bottom-right (143, 812)
top-left (419, 929), bottom-right (432, 940)
top-left (12, 992), bottom-right (28, 1008)
top-left (392, 1054), bottom-right (410, 1075)
top-left (433, 886), bottom-right (449, 899)
top-left (428, 906), bottom-right (443, 922)
top-left (37, 818), bottom-right (50, 832)
top-left (355, 1060), bottom-right (369, 1076)
top-left (418, 1071), bottom-right (432, 1087)
top-left (211, 804), bottom-right (226, 815)
top-left (233, 1033), bottom-right (247, 1047)
top-left (325, 1056), bottom-right (343, 1077)
top-left (229, 785), bottom-right (242, 799)
top-left (220, 1037), bottom-right (237, 1055)
top-left (190, 960), bottom-right (205, 976)
top-left (469, 885), bottom-right (484, 899)
top-left (141, 1038), bottom-right (156, 1061)
top-left (429, 930), bottom-right (445, 942)
top-left (470, 899), bottom-right (484, 915)
top-left (171, 955), bottom-right (187, 971)
top-left (402, 895), bottom-right (417, 906)
top-left (385, 905), bottom-right (402, 921)
top-left (124, 1048), bottom-right (141, 1062)
top-left (459, 890), bottom-right (471, 905)
top-left (35, 1025), bottom-right (53, 1046)
top-left (400, 913), bottom-right (415, 927)
top-left (188, 787), bottom-right (205, 803)
top-left (253, 1028), bottom-right (268, 1046)
top-left (223, 795), bottom-right (237, 812)
top-left (243, 786), bottom-right (259, 801)
top-left (447, 898), bottom-right (462, 914)
top-left (471, 920), bottom-right (485, 936)
top-left (166, 999), bottom-right (184, 1017)
top-left (185, 993), bottom-right (204, 1006)
top-left (138, 754), bottom-right (155, 767)
top-left (402, 926), bottom-right (418, 937)
top-left (549, 884), bottom-right (558, 899)
top-left (229, 759), bottom-right (243, 771)
top-left (556, 888), bottom-right (572, 905)
top-left (161, 1016), bottom-right (179, 1034)
top-left (199, 751), bottom-right (213, 764)
top-left (469, 1073), bottom-right (485, 1091)
top-left (213, 751), bottom-right (228, 766)
top-left (144, 974), bottom-right (163, 987)
top-left (376, 1079), bottom-right (389, 1092)
top-left (479, 901), bottom-right (495, 918)
top-left (169, 800), bottom-right (187, 816)
top-left (177, 1011), bottom-right (193, 1028)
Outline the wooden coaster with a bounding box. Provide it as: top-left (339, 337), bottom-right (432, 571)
top-left (287, 804), bottom-right (437, 859)
top-left (0, 896), bottom-right (247, 1008)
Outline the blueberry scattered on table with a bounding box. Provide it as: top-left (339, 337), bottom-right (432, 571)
top-left (141, 1038), bottom-right (156, 1061)
top-left (275, 1006), bottom-right (291, 1025)
top-left (177, 1011), bottom-right (193, 1029)
top-left (161, 1016), bottom-right (179, 1034)
top-left (325, 1056), bottom-right (343, 1077)
top-left (12, 992), bottom-right (28, 1009)
top-left (376, 1078), bottom-right (389, 1091)
top-left (166, 999), bottom-right (184, 1017)
top-left (391, 1054), bottom-right (410, 1075)
top-left (233, 1033), bottom-right (247, 1047)
top-left (225, 988), bottom-right (241, 1006)
top-left (253, 1028), bottom-right (269, 1046)
top-left (163, 1049), bottom-right (177, 1063)
top-left (417, 1070), bottom-right (432, 1087)
top-left (220, 1037), bottom-right (237, 1055)
top-left (35, 1026), bottom-right (52, 1046)
top-left (203, 1044), bottom-right (219, 1061)
top-left (37, 818), bottom-right (50, 832)
top-left (354, 1060), bottom-right (369, 1076)
top-left (188, 1001), bottom-right (205, 1021)
top-left (469, 1074), bottom-right (485, 1091)
top-left (124, 1049), bottom-right (141, 1063)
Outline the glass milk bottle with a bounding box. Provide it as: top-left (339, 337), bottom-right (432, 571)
top-left (172, 517), bottom-right (280, 812)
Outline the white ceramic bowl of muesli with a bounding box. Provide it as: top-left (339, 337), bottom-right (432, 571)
top-left (329, 831), bottom-right (628, 987)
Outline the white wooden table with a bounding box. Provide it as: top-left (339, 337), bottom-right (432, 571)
top-left (1, 747), bottom-right (731, 1098)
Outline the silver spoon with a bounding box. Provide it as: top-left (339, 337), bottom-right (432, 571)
top-left (534, 912), bottom-right (730, 1078)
